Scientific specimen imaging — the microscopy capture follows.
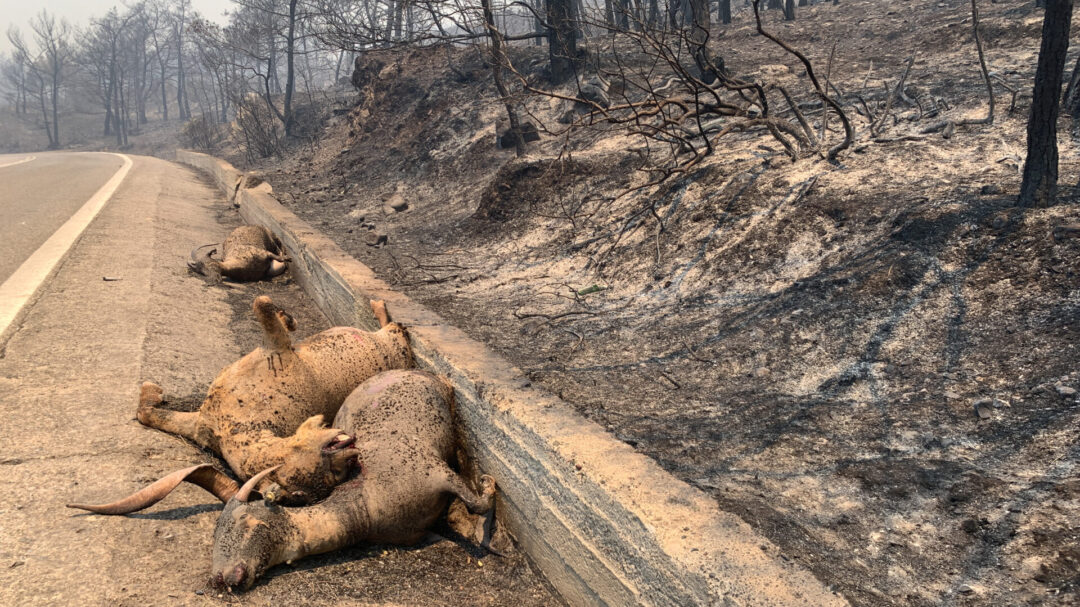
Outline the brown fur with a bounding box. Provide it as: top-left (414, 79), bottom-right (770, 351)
top-left (189, 225), bottom-right (290, 282)
top-left (210, 370), bottom-right (495, 590)
top-left (137, 295), bottom-right (414, 502)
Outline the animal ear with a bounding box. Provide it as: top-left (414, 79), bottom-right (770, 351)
top-left (298, 415), bottom-right (325, 431)
top-left (67, 464), bottom-right (239, 515)
top-left (234, 465), bottom-right (281, 503)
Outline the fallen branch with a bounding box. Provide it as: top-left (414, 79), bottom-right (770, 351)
top-left (871, 55), bottom-right (914, 136)
top-left (920, 0), bottom-right (995, 136)
top-left (752, 0), bottom-right (853, 162)
top-left (512, 309), bottom-right (599, 321)
top-left (682, 338), bottom-right (715, 364)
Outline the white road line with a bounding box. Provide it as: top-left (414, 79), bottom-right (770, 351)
top-left (0, 153), bottom-right (133, 338)
top-left (0, 155), bottom-right (37, 169)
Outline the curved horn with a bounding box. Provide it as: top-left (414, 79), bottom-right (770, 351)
top-left (234, 465), bottom-right (281, 503)
top-left (189, 243), bottom-right (219, 261)
top-left (187, 245), bottom-right (220, 277)
top-left (67, 464), bottom-right (240, 515)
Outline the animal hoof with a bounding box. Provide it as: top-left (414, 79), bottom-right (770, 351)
top-left (479, 475), bottom-right (497, 501)
top-left (139, 382), bottom-right (164, 411)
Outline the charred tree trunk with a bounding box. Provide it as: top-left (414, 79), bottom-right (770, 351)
top-left (617, 0), bottom-right (632, 28)
top-left (283, 0), bottom-right (298, 136)
top-left (50, 64), bottom-right (60, 147)
top-left (37, 78), bottom-right (55, 148)
top-left (1063, 54), bottom-right (1080, 123)
top-left (159, 62), bottom-right (169, 121)
top-left (393, 0), bottom-right (405, 40)
top-left (1018, 0), bottom-right (1072, 207)
top-left (690, 0), bottom-right (711, 33)
top-left (548, 0), bottom-right (579, 83)
top-left (481, 0), bottom-right (525, 157)
top-left (720, 0), bottom-right (731, 23)
top-left (104, 73), bottom-right (115, 136)
top-left (176, 24), bottom-right (190, 120)
top-left (784, 0), bottom-right (795, 19)
top-left (533, 0), bottom-right (545, 46)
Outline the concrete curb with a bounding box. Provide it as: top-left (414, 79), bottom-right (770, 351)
top-left (176, 150), bottom-right (848, 607)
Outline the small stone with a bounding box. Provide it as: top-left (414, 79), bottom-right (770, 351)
top-left (958, 584), bottom-right (975, 595)
top-left (365, 232), bottom-right (388, 247)
top-left (243, 173), bottom-right (264, 188)
top-left (944, 391), bottom-right (960, 400)
top-left (752, 367), bottom-right (770, 378)
top-left (194, 590), bottom-right (204, 596)
top-left (978, 184), bottom-right (1002, 196)
top-left (1055, 385), bottom-right (1077, 397)
top-left (973, 398), bottom-right (993, 420)
top-left (577, 80), bottom-right (610, 108)
top-left (382, 198), bottom-right (409, 215)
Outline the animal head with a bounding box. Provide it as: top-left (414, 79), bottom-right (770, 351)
top-left (187, 246), bottom-right (223, 280)
top-left (211, 468), bottom-right (286, 591)
top-left (266, 415), bottom-right (360, 505)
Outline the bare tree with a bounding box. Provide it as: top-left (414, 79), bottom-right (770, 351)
top-left (146, 0), bottom-right (177, 121)
top-left (481, 0), bottom-right (525, 155)
top-left (173, 0), bottom-right (193, 120)
top-left (8, 13), bottom-right (73, 149)
top-left (0, 50), bottom-right (31, 115)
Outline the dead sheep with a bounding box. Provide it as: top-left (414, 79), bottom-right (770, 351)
top-left (189, 225), bottom-right (290, 282)
top-left (68, 296), bottom-right (413, 513)
top-left (211, 369), bottom-right (496, 590)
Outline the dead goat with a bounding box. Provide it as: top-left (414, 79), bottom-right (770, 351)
top-left (211, 369), bottom-right (496, 590)
top-left (189, 225), bottom-right (290, 282)
top-left (68, 296), bottom-right (413, 512)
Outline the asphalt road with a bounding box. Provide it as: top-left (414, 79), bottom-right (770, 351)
top-left (0, 153), bottom-right (126, 284)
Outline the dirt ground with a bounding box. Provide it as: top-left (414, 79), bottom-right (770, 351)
top-left (227, 1), bottom-right (1080, 605)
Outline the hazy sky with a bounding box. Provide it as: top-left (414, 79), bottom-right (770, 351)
top-left (1, 0), bottom-right (232, 54)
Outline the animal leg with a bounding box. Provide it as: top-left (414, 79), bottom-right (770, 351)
top-left (264, 226), bottom-right (285, 255)
top-left (218, 259), bottom-right (254, 282)
top-left (135, 381), bottom-right (206, 446)
top-left (265, 259), bottom-right (288, 278)
top-left (370, 300), bottom-right (391, 328)
top-left (260, 250), bottom-right (291, 279)
top-left (437, 465), bottom-right (496, 515)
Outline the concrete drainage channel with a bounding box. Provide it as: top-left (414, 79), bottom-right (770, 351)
top-left (177, 150), bottom-right (848, 607)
